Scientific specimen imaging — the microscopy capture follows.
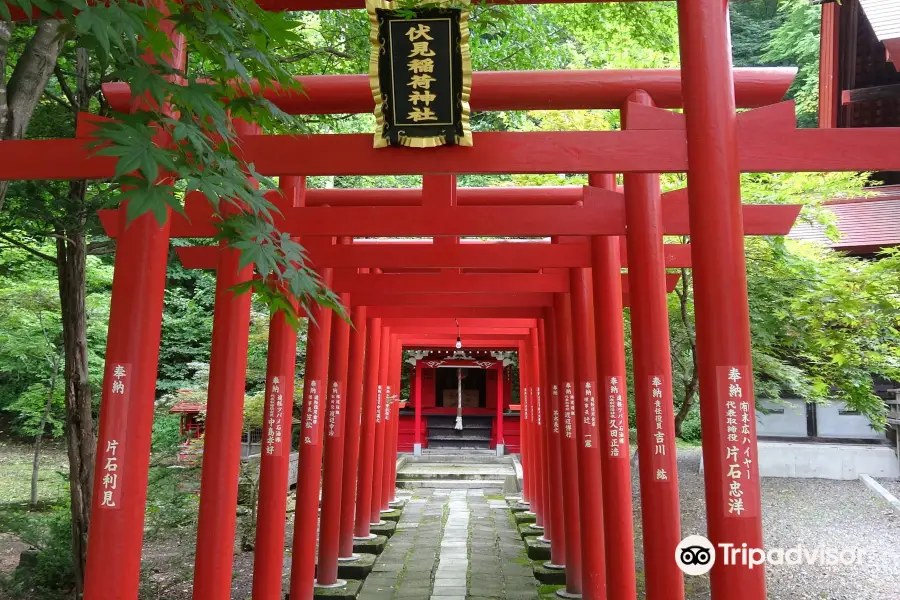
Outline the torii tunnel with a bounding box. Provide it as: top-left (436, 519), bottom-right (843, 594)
top-left (3, 0), bottom-right (900, 599)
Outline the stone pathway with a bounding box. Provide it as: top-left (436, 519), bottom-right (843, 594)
top-left (357, 489), bottom-right (538, 600)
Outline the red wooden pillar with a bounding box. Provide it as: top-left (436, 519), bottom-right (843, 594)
top-left (414, 361), bottom-right (424, 455)
top-left (530, 327), bottom-right (548, 534)
top-left (495, 363), bottom-right (505, 455)
top-left (590, 174), bottom-right (637, 600)
top-left (523, 341), bottom-right (540, 518)
top-left (536, 321), bottom-right (553, 544)
top-left (570, 268), bottom-right (607, 599)
top-left (288, 268), bottom-right (335, 600)
top-left (554, 292), bottom-right (583, 597)
top-left (251, 293), bottom-right (299, 600)
top-left (382, 335), bottom-right (401, 507)
top-left (339, 305), bottom-right (368, 559)
top-left (354, 318), bottom-right (382, 539)
top-left (678, 2), bottom-right (766, 598)
top-left (192, 247), bottom-right (254, 599)
top-left (193, 120), bottom-right (261, 600)
top-left (542, 308), bottom-right (566, 569)
top-left (83, 18), bottom-right (186, 600)
top-left (317, 292), bottom-right (352, 587)
top-left (518, 340), bottom-right (532, 506)
top-left (622, 91), bottom-right (683, 600)
top-left (369, 326), bottom-right (390, 523)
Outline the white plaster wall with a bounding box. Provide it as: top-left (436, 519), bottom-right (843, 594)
top-left (755, 398), bottom-right (884, 440)
top-left (816, 402), bottom-right (882, 439)
top-left (756, 441), bottom-right (899, 480)
top-left (756, 399), bottom-right (807, 437)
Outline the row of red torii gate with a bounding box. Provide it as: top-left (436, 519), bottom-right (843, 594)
top-left (3, 1), bottom-right (899, 600)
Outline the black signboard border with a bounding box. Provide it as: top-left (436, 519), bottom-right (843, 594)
top-left (366, 0), bottom-right (473, 148)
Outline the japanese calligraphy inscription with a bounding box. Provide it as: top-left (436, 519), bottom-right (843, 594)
top-left (100, 362), bottom-right (131, 509)
top-left (302, 379), bottom-right (322, 447)
top-left (264, 374), bottom-right (287, 457)
top-left (367, 0), bottom-right (472, 148)
top-left (605, 376), bottom-right (627, 458)
top-left (718, 366), bottom-right (759, 518)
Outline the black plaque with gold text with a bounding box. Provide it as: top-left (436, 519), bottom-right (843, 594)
top-left (367, 1), bottom-right (472, 148)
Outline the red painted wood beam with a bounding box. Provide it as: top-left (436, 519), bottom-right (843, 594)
top-left (347, 293), bottom-right (555, 308)
top-left (656, 187), bottom-right (801, 236)
top-left (396, 332), bottom-right (531, 341)
top-left (382, 318), bottom-right (538, 328)
top-left (101, 68), bottom-right (795, 115)
top-left (310, 243), bottom-right (592, 269)
top-left (4, 0), bottom-right (644, 22)
top-left (403, 340), bottom-right (521, 349)
top-left (388, 326), bottom-right (533, 336)
top-left (273, 203), bottom-right (626, 237)
top-left (174, 244), bottom-right (692, 277)
top-left (304, 186), bottom-right (583, 206)
top-left (9, 126), bottom-right (900, 181)
top-left (107, 196), bottom-right (793, 241)
top-left (332, 272), bottom-right (570, 294)
top-left (367, 307), bottom-right (544, 319)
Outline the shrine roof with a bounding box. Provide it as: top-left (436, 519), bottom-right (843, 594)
top-left (169, 400), bottom-right (206, 414)
top-left (859, 0), bottom-right (900, 43)
top-left (788, 186), bottom-right (900, 254)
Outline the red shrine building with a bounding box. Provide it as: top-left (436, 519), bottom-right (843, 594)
top-left (399, 349), bottom-right (519, 453)
top-left (3, 1), bottom-right (900, 600)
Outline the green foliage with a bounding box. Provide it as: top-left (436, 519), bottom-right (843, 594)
top-left (151, 411), bottom-right (184, 454)
top-left (678, 406), bottom-right (702, 443)
top-left (0, 503), bottom-right (75, 599)
top-left (0, 245), bottom-right (110, 438)
top-left (729, 0), bottom-right (821, 128)
top-left (156, 257), bottom-right (215, 394)
top-left (746, 239), bottom-right (900, 426)
top-left (6, 0), bottom-right (342, 326)
top-left (762, 0), bottom-right (821, 127)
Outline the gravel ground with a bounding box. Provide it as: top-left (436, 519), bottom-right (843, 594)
top-left (631, 447), bottom-right (900, 600)
top-left (879, 478), bottom-right (900, 503)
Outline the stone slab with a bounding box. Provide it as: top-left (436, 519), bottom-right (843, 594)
top-left (518, 523), bottom-right (543, 538)
top-left (380, 509), bottom-right (403, 523)
top-left (514, 511), bottom-right (537, 524)
top-left (336, 554), bottom-right (377, 580)
top-left (369, 521), bottom-right (398, 538)
top-left (524, 536), bottom-right (551, 561)
top-left (533, 562), bottom-right (566, 585)
top-left (353, 535), bottom-right (388, 555)
top-left (311, 578), bottom-right (363, 600)
top-left (508, 501), bottom-right (530, 513)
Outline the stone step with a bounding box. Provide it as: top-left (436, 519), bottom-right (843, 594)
top-left (428, 432), bottom-right (493, 441)
top-left (425, 415), bottom-right (495, 427)
top-left (428, 440), bottom-right (492, 450)
top-left (396, 478), bottom-right (507, 489)
top-left (421, 448), bottom-right (499, 456)
top-left (398, 467), bottom-right (515, 481)
top-left (410, 452), bottom-right (511, 464)
top-left (428, 422), bottom-right (494, 430)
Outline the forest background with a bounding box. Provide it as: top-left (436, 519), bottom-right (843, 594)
top-left (0, 0), bottom-right (899, 597)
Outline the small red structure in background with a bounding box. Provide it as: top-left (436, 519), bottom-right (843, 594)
top-left (169, 397), bottom-right (206, 440)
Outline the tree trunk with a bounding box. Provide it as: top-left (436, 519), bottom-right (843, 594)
top-left (673, 267), bottom-right (700, 437)
top-left (57, 227), bottom-right (94, 597)
top-left (57, 46), bottom-right (94, 599)
top-left (0, 19), bottom-right (63, 213)
top-left (32, 353), bottom-right (61, 508)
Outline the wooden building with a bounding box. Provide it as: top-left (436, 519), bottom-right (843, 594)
top-left (820, 0), bottom-right (900, 186)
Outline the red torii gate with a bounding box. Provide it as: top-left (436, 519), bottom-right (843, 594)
top-left (1, 0), bottom-right (897, 599)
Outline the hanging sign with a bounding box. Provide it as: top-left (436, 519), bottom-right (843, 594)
top-left (367, 0), bottom-right (473, 148)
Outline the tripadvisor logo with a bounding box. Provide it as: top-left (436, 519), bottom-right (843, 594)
top-left (675, 535), bottom-right (716, 576)
top-left (675, 535), bottom-right (866, 575)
